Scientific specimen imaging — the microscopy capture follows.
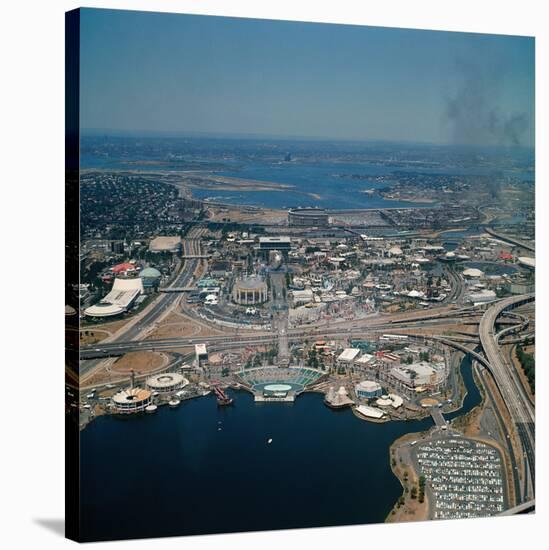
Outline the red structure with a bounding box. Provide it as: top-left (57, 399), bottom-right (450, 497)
top-left (499, 251), bottom-right (514, 261)
top-left (212, 385), bottom-right (233, 406)
top-left (111, 262), bottom-right (137, 274)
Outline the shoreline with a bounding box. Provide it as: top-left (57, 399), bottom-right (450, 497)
top-left (80, 371), bottom-right (489, 525)
top-left (386, 430), bottom-right (431, 523)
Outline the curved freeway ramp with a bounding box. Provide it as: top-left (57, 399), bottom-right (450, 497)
top-left (479, 294), bottom-right (535, 501)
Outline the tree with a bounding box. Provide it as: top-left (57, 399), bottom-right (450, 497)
top-left (418, 475), bottom-right (426, 503)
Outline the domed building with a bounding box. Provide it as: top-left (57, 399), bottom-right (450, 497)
top-left (111, 387), bottom-right (152, 414)
top-left (232, 276), bottom-right (268, 305)
top-left (139, 267), bottom-right (162, 291)
top-left (146, 373), bottom-right (188, 394)
top-left (355, 380), bottom-right (383, 399)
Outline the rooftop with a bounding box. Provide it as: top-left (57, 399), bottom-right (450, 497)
top-left (111, 262), bottom-right (136, 273)
top-left (234, 276), bottom-right (266, 290)
top-left (112, 387), bottom-right (151, 405)
top-left (259, 236), bottom-right (291, 244)
top-left (149, 236), bottom-right (181, 251)
top-left (337, 348), bottom-right (361, 362)
top-left (139, 267), bottom-right (162, 278)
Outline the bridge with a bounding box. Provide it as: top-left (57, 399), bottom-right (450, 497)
top-left (430, 406), bottom-right (447, 428)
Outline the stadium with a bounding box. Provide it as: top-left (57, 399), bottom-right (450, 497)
top-left (288, 207), bottom-right (330, 227)
top-left (236, 366), bottom-right (326, 401)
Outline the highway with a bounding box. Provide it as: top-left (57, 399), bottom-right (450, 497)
top-left (478, 294), bottom-right (535, 501)
top-left (80, 313), bottom-right (485, 359)
top-left (443, 265), bottom-right (466, 303)
top-left (121, 231), bottom-right (204, 341)
top-left (484, 227), bottom-right (535, 253)
top-left (81, 296), bottom-right (490, 360)
top-left (80, 228), bottom-right (205, 376)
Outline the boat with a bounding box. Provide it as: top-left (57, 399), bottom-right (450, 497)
top-left (212, 385), bottom-right (234, 406)
top-left (168, 399), bottom-right (181, 408)
top-left (267, 438), bottom-right (273, 444)
top-left (145, 404), bottom-right (158, 414)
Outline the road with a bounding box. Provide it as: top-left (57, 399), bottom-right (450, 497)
top-left (443, 265), bottom-right (466, 303)
top-left (80, 318), bottom-right (471, 359)
top-left (484, 227), bottom-right (535, 253)
top-left (81, 301), bottom-right (490, 359)
top-left (478, 294), bottom-right (535, 502)
top-left (80, 228), bottom-right (204, 378)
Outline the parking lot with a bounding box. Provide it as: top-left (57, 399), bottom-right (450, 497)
top-left (415, 437), bottom-right (506, 519)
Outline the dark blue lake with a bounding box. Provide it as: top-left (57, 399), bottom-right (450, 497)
top-left (80, 356), bottom-right (480, 542)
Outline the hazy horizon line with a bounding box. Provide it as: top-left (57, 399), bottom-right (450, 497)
top-left (81, 128), bottom-right (534, 150)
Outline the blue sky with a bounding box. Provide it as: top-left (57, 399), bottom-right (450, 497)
top-left (79, 8), bottom-right (534, 146)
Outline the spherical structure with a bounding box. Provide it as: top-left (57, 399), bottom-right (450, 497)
top-left (111, 387), bottom-right (152, 413)
top-left (232, 276), bottom-right (268, 305)
top-left (288, 207), bottom-right (329, 227)
top-left (139, 267), bottom-right (162, 289)
top-left (146, 372), bottom-right (188, 394)
top-left (355, 380), bottom-right (383, 399)
top-left (139, 267), bottom-right (162, 279)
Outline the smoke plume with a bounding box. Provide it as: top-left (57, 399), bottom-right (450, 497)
top-left (444, 58), bottom-right (530, 147)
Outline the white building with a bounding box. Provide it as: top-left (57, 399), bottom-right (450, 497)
top-left (232, 276), bottom-right (268, 305)
top-left (195, 343), bottom-right (208, 363)
top-left (337, 348), bottom-right (361, 365)
top-left (355, 354), bottom-right (374, 367)
top-left (291, 288), bottom-right (314, 306)
top-left (289, 303), bottom-right (326, 324)
top-left (84, 277), bottom-right (144, 318)
top-left (111, 387), bottom-right (152, 414)
top-left (355, 404), bottom-right (385, 419)
top-left (390, 361), bottom-right (444, 388)
top-left (355, 380), bottom-right (382, 398)
top-left (466, 289), bottom-right (497, 304)
top-left (463, 268), bottom-right (484, 278)
top-left (146, 373), bottom-right (188, 394)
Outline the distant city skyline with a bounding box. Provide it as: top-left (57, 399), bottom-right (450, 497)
top-left (80, 9), bottom-right (535, 147)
